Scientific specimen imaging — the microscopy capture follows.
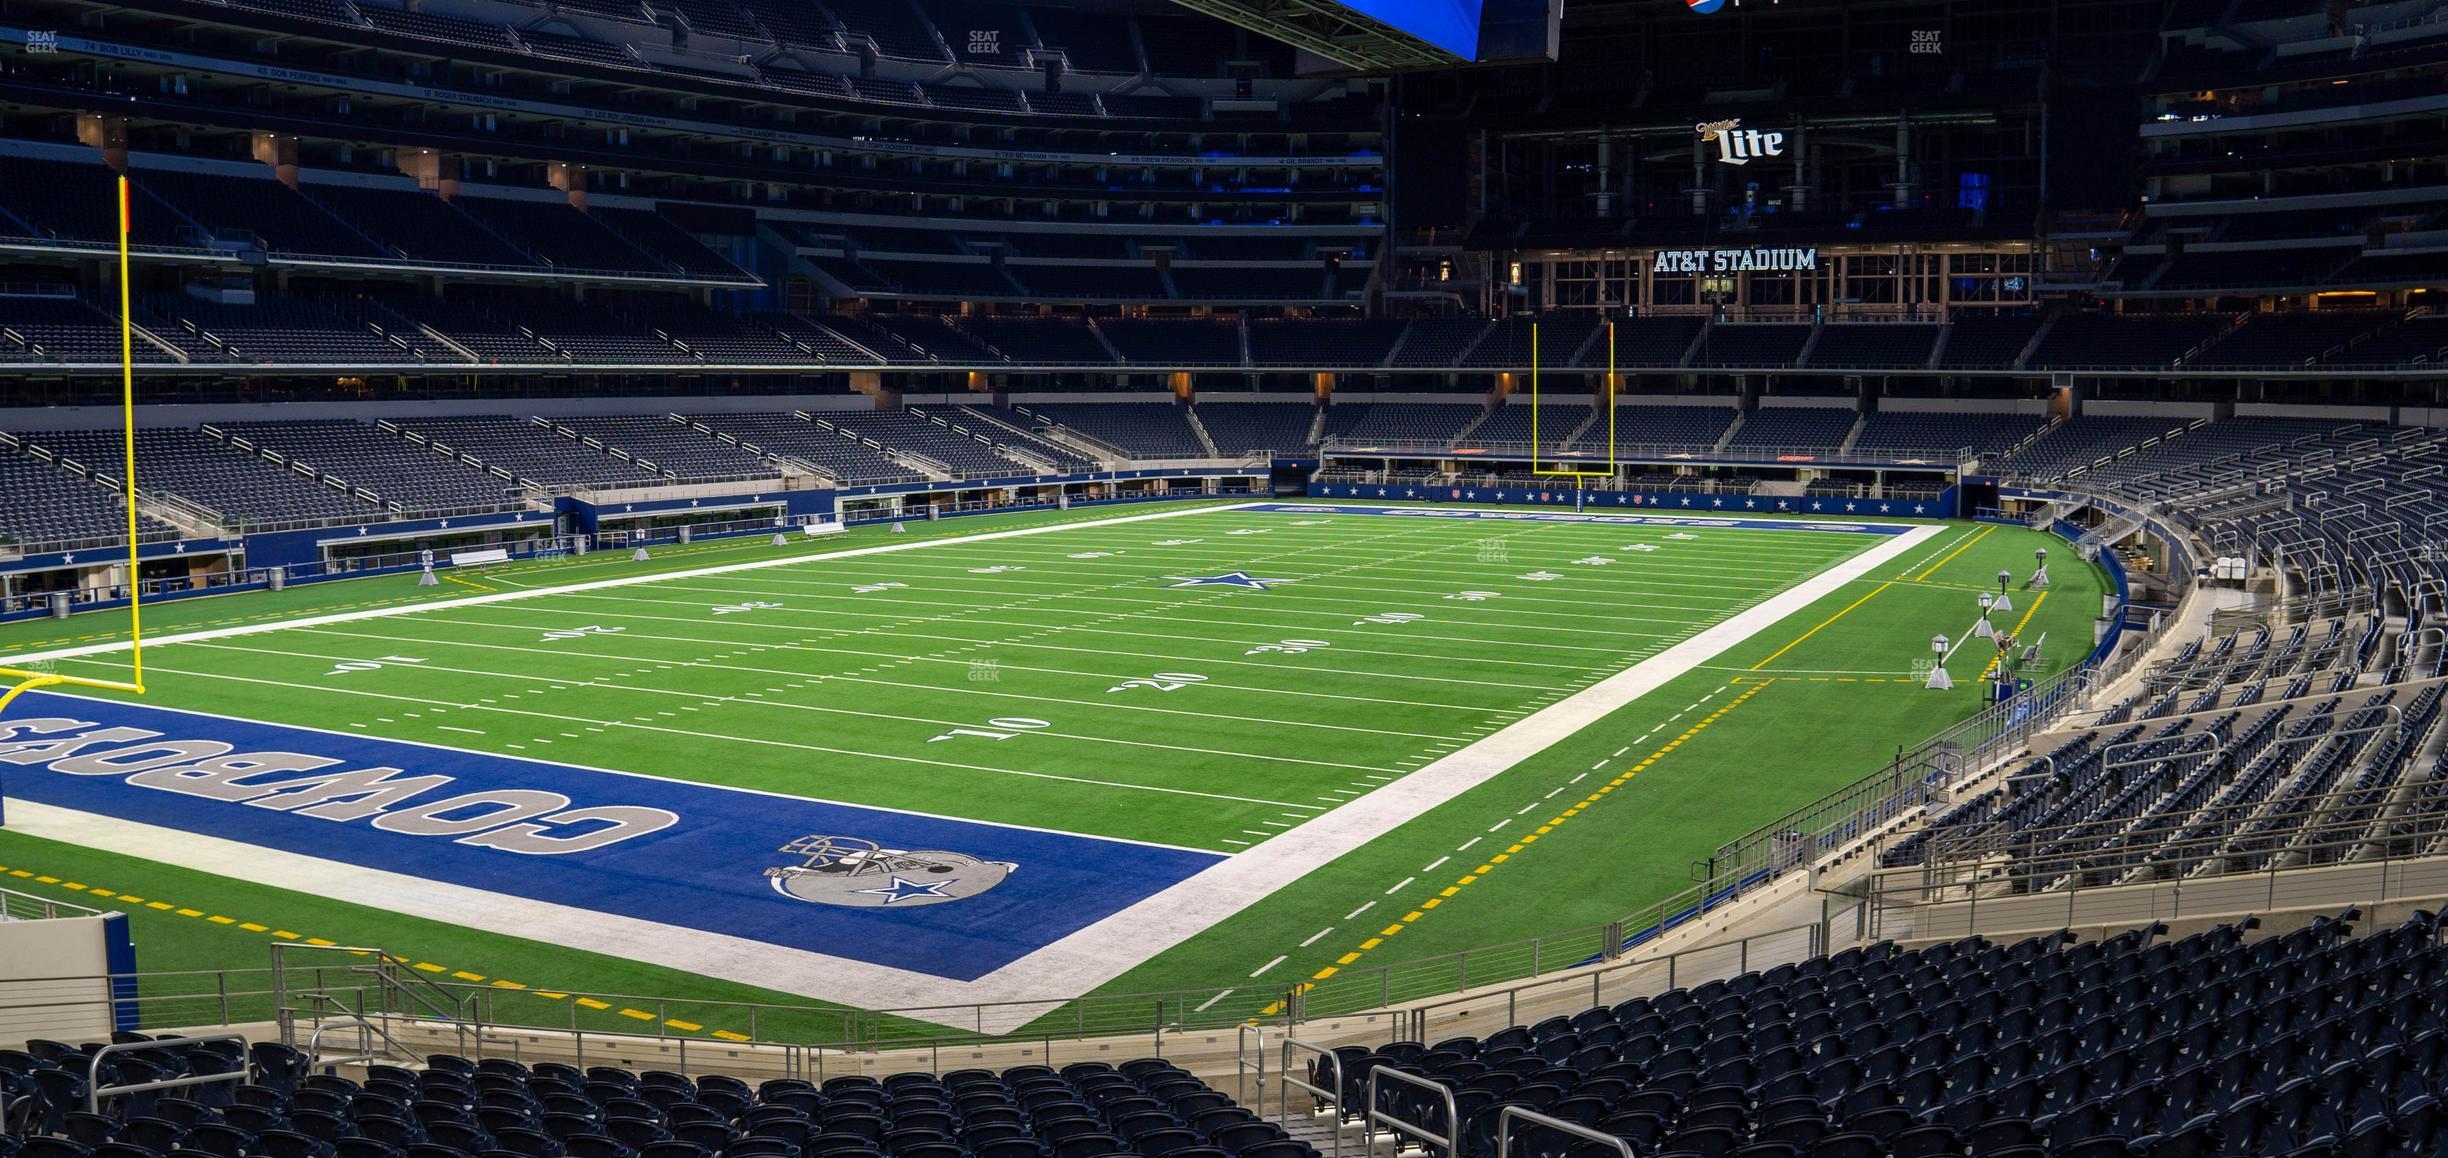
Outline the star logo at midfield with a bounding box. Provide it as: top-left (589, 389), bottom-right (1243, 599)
top-left (850, 876), bottom-right (955, 905)
top-left (1167, 571), bottom-right (1292, 590)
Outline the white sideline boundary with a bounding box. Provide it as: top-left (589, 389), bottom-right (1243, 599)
top-left (0, 501), bottom-right (1272, 669)
top-left (5, 510), bottom-right (1942, 1024)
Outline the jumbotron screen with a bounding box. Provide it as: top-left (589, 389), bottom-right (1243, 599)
top-left (1329, 0), bottom-right (1484, 58)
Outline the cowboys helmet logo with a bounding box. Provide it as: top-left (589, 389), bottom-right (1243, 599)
top-left (762, 835), bottom-right (1015, 908)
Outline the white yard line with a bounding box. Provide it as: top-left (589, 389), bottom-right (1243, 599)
top-left (297, 622), bottom-right (1520, 716)
top-left (11, 509), bottom-right (1941, 1026)
top-left (2, 501), bottom-right (1274, 669)
top-left (199, 636), bottom-right (1468, 743)
top-left (48, 661), bottom-right (1322, 812)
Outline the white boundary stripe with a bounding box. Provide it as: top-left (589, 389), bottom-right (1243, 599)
top-left (9, 511), bottom-right (1940, 1024)
top-left (959, 522), bottom-right (1941, 1005)
top-left (1, 501), bottom-right (1272, 669)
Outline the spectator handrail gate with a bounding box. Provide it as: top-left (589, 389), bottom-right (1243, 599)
top-left (1368, 1063), bottom-right (1458, 1158)
top-left (1497, 1106), bottom-right (1638, 1158)
top-left (1275, 1036), bottom-right (1344, 1158)
top-left (82, 1034), bottom-right (250, 1113)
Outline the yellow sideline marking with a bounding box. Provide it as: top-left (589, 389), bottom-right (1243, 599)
top-left (1266, 680), bottom-right (1773, 1009)
top-left (1751, 584), bottom-right (1891, 671)
top-left (1911, 523), bottom-right (1995, 582)
top-left (0, 862), bottom-right (755, 1043)
top-left (1981, 591), bottom-right (2049, 678)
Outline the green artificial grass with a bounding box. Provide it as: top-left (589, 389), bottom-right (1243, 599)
top-left (0, 503), bottom-right (2107, 1043)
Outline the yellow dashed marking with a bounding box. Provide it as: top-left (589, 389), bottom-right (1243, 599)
top-left (1982, 591), bottom-right (2050, 678)
top-left (664, 1019), bottom-right (702, 1032)
top-left (1289, 680), bottom-right (1774, 980)
top-left (577, 998), bottom-right (614, 1010)
top-left (618, 1009), bottom-right (656, 1021)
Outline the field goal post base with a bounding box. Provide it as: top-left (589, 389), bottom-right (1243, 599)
top-left (1529, 320), bottom-right (1618, 482)
top-left (0, 176), bottom-right (147, 721)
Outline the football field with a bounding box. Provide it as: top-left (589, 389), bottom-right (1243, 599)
top-left (0, 500), bottom-right (2105, 1037)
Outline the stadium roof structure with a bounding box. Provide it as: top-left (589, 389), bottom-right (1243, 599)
top-left (1164, 0), bottom-right (1470, 72)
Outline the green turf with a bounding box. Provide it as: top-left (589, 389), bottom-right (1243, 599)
top-left (0, 504), bottom-right (2106, 1042)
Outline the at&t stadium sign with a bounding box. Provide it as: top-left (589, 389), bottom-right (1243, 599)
top-left (1652, 247), bottom-right (1820, 273)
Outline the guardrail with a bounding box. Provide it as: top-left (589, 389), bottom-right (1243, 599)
top-left (1278, 1037), bottom-right (1346, 1158)
top-left (1367, 1064), bottom-right (1455, 1158)
top-left (1867, 781), bottom-right (2448, 940)
top-left (1321, 437), bottom-right (1973, 470)
top-left (13, 620), bottom-right (2125, 1055)
top-left (1500, 1106), bottom-right (1636, 1158)
top-left (3, 488), bottom-right (2172, 1057)
top-left (84, 1035), bottom-right (249, 1112)
top-left (1396, 923), bottom-right (1822, 1044)
top-left (0, 885), bottom-right (105, 921)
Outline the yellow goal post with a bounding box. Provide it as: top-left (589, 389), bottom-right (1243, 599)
top-left (1529, 321), bottom-right (1617, 480)
top-left (0, 176), bottom-right (149, 715)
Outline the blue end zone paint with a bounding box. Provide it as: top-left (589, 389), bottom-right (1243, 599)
top-left (7, 691), bottom-right (1221, 981)
top-left (1253, 502), bottom-right (1918, 536)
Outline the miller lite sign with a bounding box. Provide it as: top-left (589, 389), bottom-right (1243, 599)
top-left (1699, 118), bottom-right (1785, 166)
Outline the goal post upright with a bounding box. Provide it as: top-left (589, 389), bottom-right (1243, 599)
top-left (0, 176), bottom-right (149, 716)
top-left (1532, 320), bottom-right (1616, 483)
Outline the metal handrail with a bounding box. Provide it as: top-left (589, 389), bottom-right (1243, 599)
top-left (271, 943), bottom-right (478, 1055)
top-left (1918, 699), bottom-right (2414, 872)
top-left (305, 1008), bottom-right (421, 1071)
top-left (1368, 1064), bottom-right (1458, 1157)
top-left (1233, 1023), bottom-right (1273, 1108)
top-left (1321, 436), bottom-right (1973, 469)
top-left (0, 885), bottom-right (106, 921)
top-left (84, 1034), bottom-right (250, 1113)
top-left (1277, 1037), bottom-right (1345, 1158)
top-left (1400, 923), bottom-right (1824, 1041)
top-left (1497, 1106), bottom-right (1638, 1158)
